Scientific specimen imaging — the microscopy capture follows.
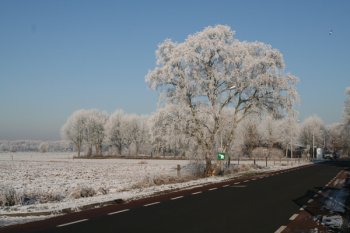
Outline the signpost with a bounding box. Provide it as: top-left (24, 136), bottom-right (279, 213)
top-left (217, 152), bottom-right (225, 160)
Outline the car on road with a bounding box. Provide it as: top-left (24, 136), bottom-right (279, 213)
top-left (324, 151), bottom-right (338, 160)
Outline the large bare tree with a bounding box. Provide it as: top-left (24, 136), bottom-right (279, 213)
top-left (146, 25), bottom-right (298, 175)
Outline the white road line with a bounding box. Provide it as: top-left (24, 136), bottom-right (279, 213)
top-left (313, 194), bottom-right (318, 198)
top-left (234, 182), bottom-right (240, 185)
top-left (274, 225), bottom-right (287, 233)
top-left (144, 202), bottom-right (160, 207)
top-left (223, 184), bottom-right (229, 187)
top-left (299, 207), bottom-right (304, 211)
top-left (192, 191), bottom-right (202, 195)
top-left (307, 199), bottom-right (314, 203)
top-left (243, 180), bottom-right (249, 183)
top-left (57, 219), bottom-right (88, 227)
top-left (251, 178), bottom-right (257, 181)
top-left (107, 209), bottom-right (130, 215)
top-left (289, 213), bottom-right (299, 221)
top-left (171, 196), bottom-right (184, 200)
top-left (209, 188), bottom-right (217, 191)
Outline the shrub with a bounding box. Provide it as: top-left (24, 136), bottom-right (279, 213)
top-left (0, 187), bottom-right (20, 207)
top-left (131, 175), bottom-right (195, 189)
top-left (69, 186), bottom-right (96, 199)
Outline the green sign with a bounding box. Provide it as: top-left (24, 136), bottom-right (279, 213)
top-left (217, 152), bottom-right (225, 160)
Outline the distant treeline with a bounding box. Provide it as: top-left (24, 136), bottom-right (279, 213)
top-left (0, 140), bottom-right (74, 153)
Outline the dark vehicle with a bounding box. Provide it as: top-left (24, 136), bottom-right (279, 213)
top-left (324, 151), bottom-right (338, 160)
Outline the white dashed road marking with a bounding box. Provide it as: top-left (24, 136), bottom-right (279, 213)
top-left (144, 202), bottom-right (160, 207)
top-left (307, 199), bottom-right (314, 204)
top-left (274, 225), bottom-right (287, 233)
top-left (107, 209), bottom-right (130, 215)
top-left (171, 196), bottom-right (184, 200)
top-left (234, 182), bottom-right (240, 185)
top-left (57, 219), bottom-right (88, 227)
top-left (192, 191), bottom-right (202, 195)
top-left (289, 213), bottom-right (299, 220)
top-left (209, 188), bottom-right (218, 191)
top-left (223, 184), bottom-right (229, 187)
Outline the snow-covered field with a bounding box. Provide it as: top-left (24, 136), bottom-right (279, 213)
top-left (0, 152), bottom-right (310, 227)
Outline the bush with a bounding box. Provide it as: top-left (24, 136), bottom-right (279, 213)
top-left (131, 175), bottom-right (195, 189)
top-left (0, 187), bottom-right (20, 207)
top-left (186, 160), bottom-right (206, 177)
top-left (224, 164), bottom-right (263, 175)
top-left (69, 186), bottom-right (96, 199)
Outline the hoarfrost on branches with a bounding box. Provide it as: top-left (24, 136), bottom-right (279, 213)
top-left (146, 25), bottom-right (298, 175)
top-left (342, 87), bottom-right (350, 155)
top-left (105, 110), bottom-right (150, 156)
top-left (277, 115), bottom-right (300, 158)
top-left (61, 110), bottom-right (88, 157)
top-left (61, 109), bottom-right (108, 157)
top-left (326, 123), bottom-right (343, 152)
top-left (299, 115), bottom-right (325, 150)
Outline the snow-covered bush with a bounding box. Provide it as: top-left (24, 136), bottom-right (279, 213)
top-left (68, 186), bottom-right (96, 199)
top-left (131, 175), bottom-right (195, 189)
top-left (0, 187), bottom-right (20, 207)
top-left (39, 142), bottom-right (49, 153)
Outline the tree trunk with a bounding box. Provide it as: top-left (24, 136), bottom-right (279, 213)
top-left (285, 147), bottom-right (288, 158)
top-left (87, 146), bottom-right (92, 158)
top-left (118, 144), bottom-right (122, 155)
top-left (76, 144), bottom-right (81, 157)
top-left (204, 155), bottom-right (213, 177)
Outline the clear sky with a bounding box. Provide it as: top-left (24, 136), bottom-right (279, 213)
top-left (0, 0), bottom-right (349, 140)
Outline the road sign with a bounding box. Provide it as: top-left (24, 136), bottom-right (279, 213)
top-left (217, 152), bottom-right (225, 160)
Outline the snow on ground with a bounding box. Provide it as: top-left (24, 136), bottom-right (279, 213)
top-left (0, 152), bottom-right (310, 227)
top-left (321, 215), bottom-right (343, 229)
top-left (0, 215), bottom-right (53, 227)
top-left (323, 188), bottom-right (349, 214)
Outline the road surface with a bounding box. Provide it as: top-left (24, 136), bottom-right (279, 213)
top-left (2, 160), bottom-right (348, 233)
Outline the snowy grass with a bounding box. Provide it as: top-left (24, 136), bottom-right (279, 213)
top-left (0, 152), bottom-right (310, 227)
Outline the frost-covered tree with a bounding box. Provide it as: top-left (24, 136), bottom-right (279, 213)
top-left (278, 115), bottom-right (300, 158)
top-left (344, 87), bottom-right (350, 126)
top-left (132, 115), bottom-right (149, 155)
top-left (122, 114), bottom-right (148, 155)
top-left (239, 116), bottom-right (261, 157)
top-left (61, 110), bottom-right (87, 157)
top-left (105, 110), bottom-right (126, 155)
top-left (83, 110), bottom-right (108, 157)
top-left (299, 115), bottom-right (325, 156)
top-left (326, 123), bottom-right (343, 152)
top-left (146, 25), bottom-right (298, 175)
top-left (342, 87), bottom-right (350, 155)
top-left (106, 111), bottom-right (150, 156)
top-left (258, 114), bottom-right (280, 156)
top-left (149, 105), bottom-right (191, 157)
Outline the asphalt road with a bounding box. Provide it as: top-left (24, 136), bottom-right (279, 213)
top-left (3, 160), bottom-right (348, 233)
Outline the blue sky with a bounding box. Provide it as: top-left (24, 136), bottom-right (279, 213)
top-left (0, 0), bottom-right (349, 140)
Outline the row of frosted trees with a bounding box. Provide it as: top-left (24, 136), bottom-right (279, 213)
top-left (61, 104), bottom-right (350, 159)
top-left (61, 109), bottom-right (148, 157)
